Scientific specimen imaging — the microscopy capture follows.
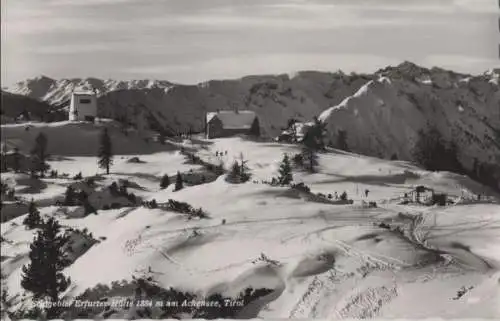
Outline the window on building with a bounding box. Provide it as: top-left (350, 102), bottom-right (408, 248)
top-left (79, 98), bottom-right (91, 104)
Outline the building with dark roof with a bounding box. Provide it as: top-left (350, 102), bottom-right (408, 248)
top-left (205, 110), bottom-right (260, 139)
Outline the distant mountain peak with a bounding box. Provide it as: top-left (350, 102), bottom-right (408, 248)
top-left (33, 75), bottom-right (55, 81)
top-left (396, 60), bottom-right (422, 69)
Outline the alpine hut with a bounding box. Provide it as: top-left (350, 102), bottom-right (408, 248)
top-left (205, 110), bottom-right (260, 139)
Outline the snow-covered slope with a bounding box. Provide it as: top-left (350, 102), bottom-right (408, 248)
top-left (0, 120), bottom-right (176, 156)
top-left (319, 63), bottom-right (500, 188)
top-left (1, 136), bottom-right (499, 319)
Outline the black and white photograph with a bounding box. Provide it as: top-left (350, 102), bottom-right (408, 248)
top-left (1, 0), bottom-right (499, 320)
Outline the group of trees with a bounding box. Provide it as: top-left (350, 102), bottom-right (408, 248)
top-left (412, 126), bottom-right (500, 193)
top-left (160, 172), bottom-right (184, 191)
top-left (62, 186), bottom-right (97, 214)
top-left (472, 159), bottom-right (500, 192)
top-left (107, 181), bottom-right (138, 205)
top-left (283, 117), bottom-right (350, 166)
top-left (412, 126), bottom-right (463, 173)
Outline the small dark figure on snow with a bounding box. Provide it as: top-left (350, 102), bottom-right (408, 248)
top-left (216, 151), bottom-right (219, 157)
top-left (365, 189), bottom-right (369, 198)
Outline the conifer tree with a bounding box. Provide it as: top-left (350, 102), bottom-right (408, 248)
top-left (336, 130), bottom-right (350, 152)
top-left (30, 132), bottom-right (50, 177)
top-left (277, 154), bottom-right (293, 185)
top-left (21, 217), bottom-right (70, 318)
top-left (98, 128), bottom-right (113, 175)
top-left (473, 158), bottom-right (479, 177)
top-left (0, 182), bottom-right (7, 196)
top-left (302, 131), bottom-right (319, 172)
top-left (158, 133), bottom-right (166, 145)
top-left (73, 172), bottom-right (83, 180)
top-left (119, 184), bottom-right (128, 196)
top-left (83, 199), bottom-right (97, 215)
top-left (301, 117), bottom-right (325, 172)
top-left (160, 174), bottom-right (170, 189)
top-left (174, 171), bottom-right (183, 191)
top-left (108, 182), bottom-right (119, 196)
top-left (215, 161), bottom-right (225, 175)
top-left (77, 190), bottom-right (88, 204)
top-left (229, 161), bottom-right (241, 181)
top-left (285, 118), bottom-right (299, 143)
top-left (23, 200), bottom-right (42, 229)
top-left (64, 186), bottom-right (76, 206)
top-left (1, 144), bottom-right (7, 172)
top-left (12, 148), bottom-right (21, 173)
top-left (238, 153), bottom-right (250, 182)
top-left (312, 117), bottom-right (326, 151)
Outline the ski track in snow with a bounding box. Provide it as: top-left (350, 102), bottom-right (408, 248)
top-left (335, 284), bottom-right (398, 318)
top-left (401, 206), bottom-right (498, 272)
top-left (286, 229), bottom-right (403, 318)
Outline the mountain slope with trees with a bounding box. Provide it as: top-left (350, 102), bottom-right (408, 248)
top-left (318, 63), bottom-right (500, 190)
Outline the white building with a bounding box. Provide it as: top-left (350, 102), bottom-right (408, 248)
top-left (69, 91), bottom-right (97, 121)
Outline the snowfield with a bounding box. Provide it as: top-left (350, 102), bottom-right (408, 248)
top-left (1, 130), bottom-right (500, 319)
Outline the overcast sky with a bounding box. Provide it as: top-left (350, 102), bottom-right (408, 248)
top-left (1, 0), bottom-right (498, 85)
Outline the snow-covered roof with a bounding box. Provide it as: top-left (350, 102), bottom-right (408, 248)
top-left (206, 110), bottom-right (257, 129)
top-left (72, 91), bottom-right (95, 96)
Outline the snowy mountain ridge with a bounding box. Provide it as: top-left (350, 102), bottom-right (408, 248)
top-left (9, 76), bottom-right (175, 106)
top-left (319, 72), bottom-right (499, 165)
top-left (5, 62), bottom-right (500, 188)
